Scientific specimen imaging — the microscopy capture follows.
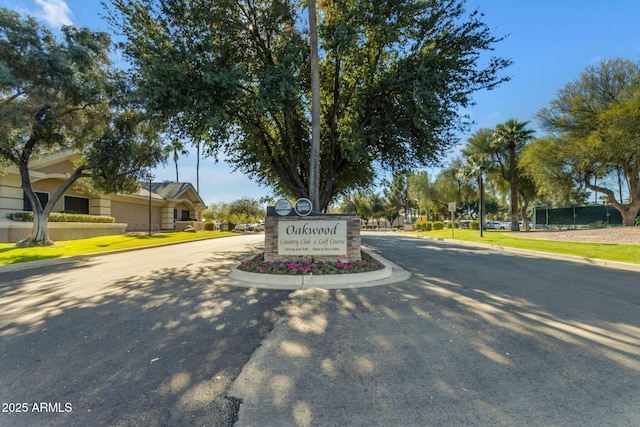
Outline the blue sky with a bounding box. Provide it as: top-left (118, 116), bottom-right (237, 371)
top-left (3, 0), bottom-right (640, 205)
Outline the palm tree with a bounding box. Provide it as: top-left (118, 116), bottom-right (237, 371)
top-left (491, 119), bottom-right (535, 231)
top-left (457, 154), bottom-right (492, 233)
top-left (166, 140), bottom-right (189, 183)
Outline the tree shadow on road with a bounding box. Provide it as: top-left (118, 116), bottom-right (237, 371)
top-left (227, 238), bottom-right (640, 426)
top-left (0, 250), bottom-right (291, 427)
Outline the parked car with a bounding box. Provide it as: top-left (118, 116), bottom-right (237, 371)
top-left (485, 221), bottom-right (501, 230)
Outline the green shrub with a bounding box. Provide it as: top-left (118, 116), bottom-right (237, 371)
top-left (445, 221), bottom-right (458, 229)
top-left (432, 221), bottom-right (444, 230)
top-left (204, 221), bottom-right (215, 231)
top-left (50, 213), bottom-right (115, 223)
top-left (6, 212), bottom-right (32, 222)
top-left (7, 212), bottom-right (115, 223)
top-left (470, 220), bottom-right (480, 230)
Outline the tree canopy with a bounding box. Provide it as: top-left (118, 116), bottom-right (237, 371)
top-left (106, 0), bottom-right (512, 211)
top-left (531, 58), bottom-right (640, 225)
top-left (0, 9), bottom-right (164, 245)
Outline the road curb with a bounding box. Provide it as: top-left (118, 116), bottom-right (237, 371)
top-left (412, 234), bottom-right (640, 273)
top-left (227, 248), bottom-right (411, 290)
top-left (0, 233), bottom-right (240, 274)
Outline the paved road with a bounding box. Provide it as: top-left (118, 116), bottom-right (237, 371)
top-left (0, 234), bottom-right (290, 427)
top-left (1, 232), bottom-right (639, 426)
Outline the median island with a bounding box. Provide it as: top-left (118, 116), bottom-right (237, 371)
top-left (237, 250), bottom-right (384, 275)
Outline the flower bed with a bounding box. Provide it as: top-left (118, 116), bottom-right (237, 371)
top-left (238, 251), bottom-right (384, 275)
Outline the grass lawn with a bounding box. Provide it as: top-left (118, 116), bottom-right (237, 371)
top-left (2, 228), bottom-right (637, 268)
top-left (0, 231), bottom-right (238, 266)
top-left (411, 229), bottom-right (640, 265)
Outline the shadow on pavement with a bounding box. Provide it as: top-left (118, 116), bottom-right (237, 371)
top-left (0, 251), bottom-right (291, 427)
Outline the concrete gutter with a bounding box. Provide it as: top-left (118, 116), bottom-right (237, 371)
top-left (0, 233), bottom-right (238, 274)
top-left (412, 234), bottom-right (640, 273)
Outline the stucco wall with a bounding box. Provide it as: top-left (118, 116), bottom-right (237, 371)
top-left (111, 200), bottom-right (163, 232)
top-left (0, 222), bottom-right (128, 243)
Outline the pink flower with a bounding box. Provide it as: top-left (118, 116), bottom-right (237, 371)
top-left (288, 263), bottom-right (297, 269)
top-left (259, 267), bottom-right (265, 273)
top-left (305, 267), bottom-right (311, 271)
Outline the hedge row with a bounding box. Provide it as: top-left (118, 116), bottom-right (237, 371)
top-left (6, 212), bottom-right (115, 223)
top-left (415, 220), bottom-right (480, 231)
top-left (415, 221), bottom-right (445, 231)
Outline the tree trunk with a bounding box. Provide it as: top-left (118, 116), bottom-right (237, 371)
top-left (17, 212), bottom-right (54, 247)
top-left (196, 142), bottom-right (200, 193)
top-left (621, 206), bottom-right (640, 226)
top-left (174, 149), bottom-right (179, 182)
top-left (509, 141), bottom-right (519, 231)
top-left (478, 174), bottom-right (485, 231)
top-left (520, 195), bottom-right (531, 231)
top-left (586, 178), bottom-right (640, 226)
top-left (17, 160), bottom-right (86, 247)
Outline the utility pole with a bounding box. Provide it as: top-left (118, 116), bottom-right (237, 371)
top-left (308, 0), bottom-right (320, 212)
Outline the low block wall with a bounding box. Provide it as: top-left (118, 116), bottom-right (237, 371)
top-left (0, 221), bottom-right (128, 243)
top-left (265, 215), bottom-right (361, 262)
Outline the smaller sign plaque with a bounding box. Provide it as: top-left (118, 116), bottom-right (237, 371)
top-left (275, 199), bottom-right (292, 216)
top-left (294, 198), bottom-right (313, 216)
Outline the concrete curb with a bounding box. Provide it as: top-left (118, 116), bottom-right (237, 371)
top-left (227, 248), bottom-right (410, 290)
top-left (0, 233), bottom-right (239, 274)
top-left (411, 234), bottom-right (640, 273)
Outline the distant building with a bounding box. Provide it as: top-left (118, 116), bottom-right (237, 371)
top-left (0, 151), bottom-right (206, 242)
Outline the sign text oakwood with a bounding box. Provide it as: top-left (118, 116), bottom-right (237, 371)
top-left (277, 220), bottom-right (347, 256)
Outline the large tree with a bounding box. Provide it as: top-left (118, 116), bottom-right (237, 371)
top-left (533, 58), bottom-right (640, 226)
top-left (106, 0), bottom-right (511, 211)
top-left (490, 119), bottom-right (535, 231)
top-left (0, 9), bottom-right (164, 246)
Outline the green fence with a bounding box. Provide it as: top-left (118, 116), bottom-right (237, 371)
top-left (532, 205), bottom-right (625, 228)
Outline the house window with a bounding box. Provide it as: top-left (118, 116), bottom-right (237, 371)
top-left (23, 191), bottom-right (49, 211)
top-left (181, 210), bottom-right (190, 221)
top-left (64, 195), bottom-right (90, 214)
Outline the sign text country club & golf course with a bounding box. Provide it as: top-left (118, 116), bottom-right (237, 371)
top-left (278, 220), bottom-right (347, 256)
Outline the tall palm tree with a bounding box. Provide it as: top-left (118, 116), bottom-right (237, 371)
top-left (457, 153), bottom-right (492, 232)
top-left (491, 119), bottom-right (535, 231)
top-left (166, 140), bottom-right (189, 183)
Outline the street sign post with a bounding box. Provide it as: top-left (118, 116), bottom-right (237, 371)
top-left (448, 202), bottom-right (456, 238)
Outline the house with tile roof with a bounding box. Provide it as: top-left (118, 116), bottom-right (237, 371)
top-left (0, 151), bottom-right (206, 242)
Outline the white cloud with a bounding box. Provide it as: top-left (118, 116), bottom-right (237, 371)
top-left (35, 0), bottom-right (73, 28)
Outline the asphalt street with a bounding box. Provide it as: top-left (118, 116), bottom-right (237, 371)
top-left (1, 232), bottom-right (639, 426)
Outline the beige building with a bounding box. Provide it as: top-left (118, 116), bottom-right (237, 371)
top-left (0, 151), bottom-right (206, 242)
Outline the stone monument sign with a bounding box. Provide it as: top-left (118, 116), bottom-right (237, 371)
top-left (264, 199), bottom-right (361, 262)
